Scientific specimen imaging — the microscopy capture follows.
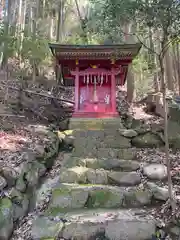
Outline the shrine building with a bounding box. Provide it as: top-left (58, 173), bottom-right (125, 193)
top-left (49, 43), bottom-right (141, 119)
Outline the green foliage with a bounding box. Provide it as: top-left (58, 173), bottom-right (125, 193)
top-left (21, 36), bottom-right (49, 66)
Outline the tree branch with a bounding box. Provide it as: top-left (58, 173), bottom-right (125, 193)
top-left (0, 84), bottom-right (75, 105)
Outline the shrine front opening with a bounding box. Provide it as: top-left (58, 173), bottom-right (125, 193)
top-left (49, 44), bottom-right (141, 118)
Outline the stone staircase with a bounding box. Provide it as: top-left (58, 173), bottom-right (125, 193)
top-left (31, 118), bottom-right (169, 240)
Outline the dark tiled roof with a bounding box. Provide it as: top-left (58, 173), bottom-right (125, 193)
top-left (49, 43), bottom-right (142, 60)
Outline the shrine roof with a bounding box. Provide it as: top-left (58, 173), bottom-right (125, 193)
top-left (49, 43), bottom-right (142, 60)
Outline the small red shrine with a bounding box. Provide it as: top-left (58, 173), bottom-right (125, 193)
top-left (49, 44), bottom-right (141, 118)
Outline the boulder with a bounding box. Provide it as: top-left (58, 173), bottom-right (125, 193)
top-left (132, 132), bottom-right (164, 148)
top-left (0, 167), bottom-right (18, 187)
top-left (24, 162), bottom-right (46, 187)
top-left (59, 167), bottom-right (108, 185)
top-left (119, 129), bottom-right (138, 138)
top-left (87, 186), bottom-right (124, 208)
top-left (0, 198), bottom-right (14, 240)
top-left (58, 119), bottom-right (69, 131)
top-left (49, 186), bottom-right (89, 211)
top-left (59, 167), bottom-right (88, 184)
top-left (82, 158), bottom-right (140, 171)
top-left (108, 171), bottom-right (141, 186)
top-left (0, 175), bottom-right (7, 190)
top-left (146, 182), bottom-right (169, 201)
top-left (124, 188), bottom-right (152, 206)
top-left (143, 164), bottom-right (167, 180)
top-left (15, 175), bottom-right (27, 193)
top-left (9, 188), bottom-right (29, 220)
top-left (167, 121), bottom-right (180, 149)
top-left (58, 130), bottom-right (74, 146)
top-left (86, 169), bottom-right (108, 184)
top-left (31, 217), bottom-right (63, 239)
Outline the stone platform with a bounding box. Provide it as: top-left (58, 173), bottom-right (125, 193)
top-left (69, 117), bottom-right (124, 130)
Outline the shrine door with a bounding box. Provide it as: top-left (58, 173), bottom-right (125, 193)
top-left (79, 74), bottom-right (111, 113)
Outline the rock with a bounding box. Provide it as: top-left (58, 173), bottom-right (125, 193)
top-left (0, 175), bottom-right (7, 190)
top-left (59, 119), bottom-right (69, 131)
top-left (117, 148), bottom-right (136, 160)
top-left (146, 182), bottom-right (169, 201)
top-left (132, 132), bottom-right (164, 148)
top-left (9, 188), bottom-right (29, 221)
top-left (62, 209), bottom-right (156, 240)
top-left (143, 164), bottom-right (167, 180)
top-left (59, 167), bottom-right (108, 184)
top-left (59, 167), bottom-right (88, 183)
top-left (0, 167), bottom-right (18, 187)
top-left (86, 169), bottom-right (108, 184)
top-left (48, 184), bottom-right (125, 211)
top-left (167, 121), bottom-right (180, 149)
top-left (119, 129), bottom-right (138, 138)
top-left (34, 144), bottom-right (45, 157)
top-left (24, 162), bottom-right (46, 187)
top-left (83, 158), bottom-right (140, 171)
top-left (31, 217), bottom-right (63, 239)
top-left (124, 188), bottom-right (152, 206)
top-left (22, 149), bottom-right (36, 162)
top-left (49, 186), bottom-right (89, 211)
top-left (103, 135), bottom-right (131, 148)
top-left (0, 198), bottom-right (14, 240)
top-left (15, 175), bottom-right (27, 192)
top-left (170, 226), bottom-right (180, 236)
top-left (108, 172), bottom-right (141, 186)
top-left (58, 130), bottom-right (74, 146)
top-left (87, 186), bottom-right (124, 208)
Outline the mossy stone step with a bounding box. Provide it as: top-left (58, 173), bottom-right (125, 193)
top-left (72, 147), bottom-right (136, 159)
top-left (59, 166), bottom-right (141, 186)
top-left (46, 183), bottom-right (153, 214)
top-left (69, 118), bottom-right (124, 130)
top-left (64, 156), bottom-right (140, 171)
top-left (31, 208), bottom-right (156, 240)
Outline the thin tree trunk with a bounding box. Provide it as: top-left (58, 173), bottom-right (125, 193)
top-left (164, 48), bottom-right (174, 91)
top-left (149, 27), bottom-right (160, 92)
top-left (124, 22), bottom-right (135, 103)
top-left (159, 39), bottom-right (175, 212)
top-left (74, 0), bottom-right (88, 44)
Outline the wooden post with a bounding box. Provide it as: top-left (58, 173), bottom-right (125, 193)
top-left (111, 71), bottom-right (116, 113)
top-left (74, 66), bottom-right (79, 111)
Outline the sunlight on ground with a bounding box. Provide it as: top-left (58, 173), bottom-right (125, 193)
top-left (0, 131), bottom-right (28, 151)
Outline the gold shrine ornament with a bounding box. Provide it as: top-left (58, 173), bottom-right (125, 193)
top-left (111, 59), bottom-right (115, 65)
top-left (90, 64), bottom-right (98, 68)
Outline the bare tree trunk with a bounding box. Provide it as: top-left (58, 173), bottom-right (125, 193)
top-left (124, 22), bottom-right (135, 103)
top-left (74, 0), bottom-right (88, 44)
top-left (164, 48), bottom-right (174, 91)
top-left (149, 27), bottom-right (160, 92)
top-left (126, 64), bottom-right (135, 103)
top-left (159, 39), bottom-right (175, 212)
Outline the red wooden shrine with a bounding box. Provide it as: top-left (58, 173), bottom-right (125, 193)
top-left (49, 44), bottom-right (141, 118)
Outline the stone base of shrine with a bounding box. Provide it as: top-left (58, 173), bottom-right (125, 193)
top-left (72, 111), bottom-right (119, 118)
top-left (69, 117), bottom-right (124, 130)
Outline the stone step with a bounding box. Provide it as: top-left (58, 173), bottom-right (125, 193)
top-left (69, 118), bottom-right (125, 130)
top-left (64, 156), bottom-right (141, 171)
top-left (31, 208), bottom-right (156, 240)
top-left (59, 166), bottom-right (142, 186)
top-left (72, 147), bottom-right (136, 159)
top-left (46, 183), bottom-right (155, 213)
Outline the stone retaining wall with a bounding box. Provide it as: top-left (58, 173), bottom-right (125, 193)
top-left (0, 126), bottom-right (60, 240)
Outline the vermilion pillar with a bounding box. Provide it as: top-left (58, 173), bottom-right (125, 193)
top-left (74, 66), bottom-right (79, 111)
